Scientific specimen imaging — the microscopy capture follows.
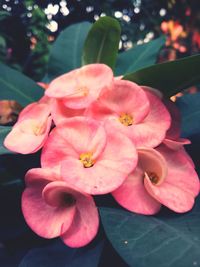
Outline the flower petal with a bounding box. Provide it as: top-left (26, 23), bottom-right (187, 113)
top-left (25, 168), bottom-right (61, 186)
top-left (4, 116), bottom-right (52, 154)
top-left (112, 166), bottom-right (161, 215)
top-left (45, 64), bottom-right (113, 109)
top-left (86, 80), bottom-right (150, 124)
top-left (144, 177), bottom-right (195, 213)
top-left (22, 180), bottom-right (76, 239)
top-left (61, 193), bottom-right (99, 248)
top-left (51, 99), bottom-right (84, 125)
top-left (157, 145), bottom-right (199, 197)
top-left (41, 117), bottom-right (107, 169)
top-left (61, 126), bottom-right (137, 194)
top-left (129, 90), bottom-right (171, 147)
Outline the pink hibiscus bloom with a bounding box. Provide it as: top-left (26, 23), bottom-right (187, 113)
top-left (85, 80), bottom-right (171, 147)
top-left (22, 168), bottom-right (99, 248)
top-left (4, 101), bottom-right (52, 154)
top-left (112, 145), bottom-right (199, 215)
top-left (41, 117), bottom-right (137, 195)
top-left (45, 64), bottom-right (113, 109)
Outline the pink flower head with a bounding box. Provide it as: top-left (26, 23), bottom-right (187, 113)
top-left (112, 145), bottom-right (199, 214)
top-left (85, 80), bottom-right (171, 147)
top-left (4, 102), bottom-right (52, 154)
top-left (45, 64), bottom-right (113, 109)
top-left (41, 117), bottom-right (137, 195)
top-left (22, 168), bottom-right (99, 248)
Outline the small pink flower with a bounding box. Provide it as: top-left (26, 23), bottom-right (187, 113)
top-left (4, 102), bottom-right (52, 154)
top-left (41, 117), bottom-right (137, 195)
top-left (45, 64), bottom-right (113, 109)
top-left (22, 168), bottom-right (99, 248)
top-left (112, 145), bottom-right (199, 214)
top-left (85, 80), bottom-right (171, 147)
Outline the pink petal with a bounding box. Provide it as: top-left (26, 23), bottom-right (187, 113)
top-left (51, 99), bottom-right (84, 125)
top-left (144, 177), bottom-right (195, 213)
top-left (61, 126), bottom-right (137, 194)
top-left (37, 82), bottom-right (49, 90)
top-left (137, 148), bottom-right (168, 185)
top-left (86, 80), bottom-right (150, 124)
top-left (45, 64), bottom-right (113, 109)
top-left (144, 145), bottom-right (200, 213)
top-left (112, 166), bottom-right (161, 215)
top-left (18, 103), bottom-right (51, 123)
top-left (41, 117), bottom-right (107, 169)
top-left (4, 116), bottom-right (52, 154)
top-left (22, 180), bottom-right (76, 239)
top-left (129, 90), bottom-right (171, 147)
top-left (157, 145), bottom-right (199, 197)
top-left (25, 168), bottom-right (61, 186)
top-left (141, 86), bottom-right (163, 99)
top-left (61, 192), bottom-right (99, 248)
top-left (163, 138), bottom-right (191, 150)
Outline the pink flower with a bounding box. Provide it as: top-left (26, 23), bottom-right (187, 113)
top-left (45, 64), bottom-right (113, 109)
top-left (4, 101), bottom-right (52, 154)
top-left (85, 80), bottom-right (171, 147)
top-left (22, 168), bottom-right (99, 248)
top-left (112, 145), bottom-right (199, 214)
top-left (41, 117), bottom-right (137, 195)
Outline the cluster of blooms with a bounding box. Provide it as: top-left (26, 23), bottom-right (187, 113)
top-left (4, 64), bottom-right (200, 248)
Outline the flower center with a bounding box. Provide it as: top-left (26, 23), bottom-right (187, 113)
top-left (33, 123), bottom-right (46, 136)
top-left (119, 113), bottom-right (133, 126)
top-left (146, 171), bottom-right (160, 185)
top-left (77, 86), bottom-right (89, 97)
top-left (79, 152), bottom-right (94, 168)
top-left (62, 193), bottom-right (76, 207)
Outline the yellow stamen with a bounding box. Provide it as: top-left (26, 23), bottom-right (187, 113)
top-left (79, 152), bottom-right (94, 168)
top-left (77, 86), bottom-right (89, 97)
top-left (33, 123), bottom-right (46, 136)
top-left (146, 171), bottom-right (160, 185)
top-left (119, 113), bottom-right (133, 126)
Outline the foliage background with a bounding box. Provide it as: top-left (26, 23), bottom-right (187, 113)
top-left (0, 0), bottom-right (200, 81)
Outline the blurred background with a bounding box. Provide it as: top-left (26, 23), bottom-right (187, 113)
top-left (0, 0), bottom-right (199, 81)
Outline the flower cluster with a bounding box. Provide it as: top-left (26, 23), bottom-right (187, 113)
top-left (4, 64), bottom-right (199, 247)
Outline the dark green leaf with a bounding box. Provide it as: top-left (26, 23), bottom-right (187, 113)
top-left (0, 126), bottom-right (12, 155)
top-left (46, 22), bottom-right (91, 81)
top-left (176, 92), bottom-right (200, 138)
top-left (100, 206), bottom-right (200, 267)
top-left (123, 54), bottom-right (200, 97)
top-left (82, 16), bottom-right (121, 69)
top-left (0, 63), bottom-right (43, 106)
top-left (115, 36), bottom-right (165, 76)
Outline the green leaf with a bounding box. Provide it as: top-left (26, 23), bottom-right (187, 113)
top-left (46, 22), bottom-right (91, 81)
top-left (0, 126), bottom-right (12, 155)
top-left (115, 36), bottom-right (165, 76)
top-left (100, 206), bottom-right (200, 267)
top-left (0, 63), bottom-right (43, 106)
top-left (123, 54), bottom-right (200, 97)
top-left (82, 16), bottom-right (121, 69)
top-left (176, 92), bottom-right (200, 138)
